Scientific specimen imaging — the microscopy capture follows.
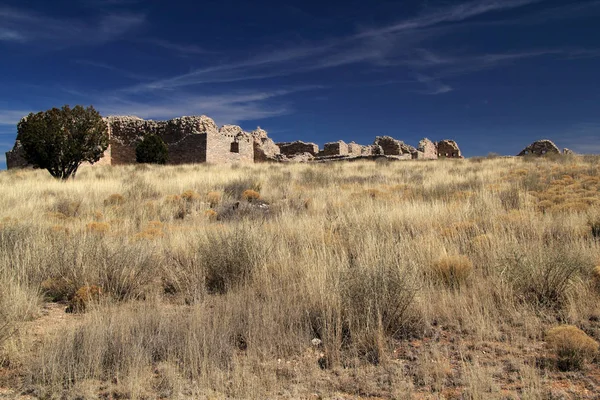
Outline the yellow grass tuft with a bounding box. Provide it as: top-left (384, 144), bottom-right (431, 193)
top-left (181, 190), bottom-right (201, 202)
top-left (242, 189), bottom-right (261, 202)
top-left (546, 325), bottom-right (599, 371)
top-left (206, 191), bottom-right (222, 207)
top-left (205, 209), bottom-right (218, 219)
top-left (431, 255), bottom-right (474, 288)
top-left (86, 221), bottom-right (110, 234)
top-left (67, 285), bottom-right (102, 313)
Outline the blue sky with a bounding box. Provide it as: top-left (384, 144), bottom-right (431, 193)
top-left (1, 0), bottom-right (600, 167)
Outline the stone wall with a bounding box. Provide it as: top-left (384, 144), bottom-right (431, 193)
top-left (252, 128), bottom-right (281, 162)
top-left (107, 116), bottom-right (219, 165)
top-left (207, 125), bottom-right (253, 164)
top-left (322, 140), bottom-right (349, 156)
top-left (348, 142), bottom-right (362, 156)
top-left (517, 140), bottom-right (560, 157)
top-left (416, 138), bottom-right (438, 160)
top-left (5, 141), bottom-right (28, 169)
top-left (437, 140), bottom-right (462, 158)
top-left (277, 141), bottom-right (319, 156)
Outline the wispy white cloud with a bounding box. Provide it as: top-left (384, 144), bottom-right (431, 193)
top-left (354, 0), bottom-right (546, 38)
top-left (0, 110), bottom-right (31, 126)
top-left (75, 60), bottom-right (155, 81)
top-left (415, 74), bottom-right (453, 95)
top-left (96, 86), bottom-right (322, 124)
top-left (0, 6), bottom-right (145, 47)
top-left (120, 0), bottom-right (551, 95)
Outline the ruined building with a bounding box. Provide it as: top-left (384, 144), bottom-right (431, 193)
top-left (6, 115), bottom-right (281, 168)
top-left (6, 113), bottom-right (464, 168)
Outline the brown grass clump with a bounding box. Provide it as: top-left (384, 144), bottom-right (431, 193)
top-left (66, 285), bottom-right (102, 313)
top-left (205, 209), bottom-right (218, 219)
top-left (546, 325), bottom-right (599, 371)
top-left (431, 255), bottom-right (473, 289)
top-left (164, 194), bottom-right (182, 203)
top-left (104, 193), bottom-right (125, 206)
top-left (242, 189), bottom-right (261, 202)
top-left (206, 191), bottom-right (222, 207)
top-left (181, 190), bottom-right (201, 202)
top-left (86, 222), bottom-right (110, 234)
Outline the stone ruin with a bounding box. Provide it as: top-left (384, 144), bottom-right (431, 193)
top-left (517, 140), bottom-right (561, 157)
top-left (436, 140), bottom-right (463, 158)
top-left (5, 113), bottom-right (464, 168)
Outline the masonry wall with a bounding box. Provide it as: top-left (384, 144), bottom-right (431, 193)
top-left (206, 130), bottom-right (253, 164)
top-left (277, 141), bottom-right (319, 156)
top-left (322, 140), bottom-right (349, 156)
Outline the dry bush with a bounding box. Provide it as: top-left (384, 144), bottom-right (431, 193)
top-left (181, 190), bottom-right (200, 202)
top-left (206, 191), bottom-right (222, 207)
top-left (503, 249), bottom-right (592, 310)
top-left (546, 325), bottom-right (599, 371)
top-left (242, 189), bottom-right (261, 202)
top-left (66, 285), bottom-right (103, 313)
top-left (431, 255), bottom-right (473, 289)
top-left (223, 178), bottom-right (261, 200)
top-left (53, 196), bottom-right (82, 218)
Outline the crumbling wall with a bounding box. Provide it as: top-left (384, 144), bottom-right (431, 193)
top-left (277, 141), bottom-right (319, 156)
top-left (517, 140), bottom-right (560, 157)
top-left (107, 115), bottom-right (219, 165)
top-left (417, 138), bottom-right (438, 160)
top-left (348, 142), bottom-right (362, 156)
top-left (206, 125), bottom-right (253, 164)
top-left (5, 141), bottom-right (29, 169)
top-left (252, 127), bottom-right (281, 162)
top-left (437, 140), bottom-right (462, 158)
top-left (374, 136), bottom-right (415, 156)
top-left (322, 140), bottom-right (349, 156)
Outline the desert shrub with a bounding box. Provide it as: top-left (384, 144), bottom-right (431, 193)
top-left (431, 255), bottom-right (473, 289)
top-left (206, 191), bottom-right (222, 207)
top-left (166, 226), bottom-right (263, 299)
top-left (53, 197), bottom-right (82, 218)
top-left (241, 189), bottom-right (260, 202)
top-left (103, 193), bottom-right (125, 206)
top-left (502, 249), bottom-right (591, 309)
top-left (66, 285), bottom-right (102, 313)
top-left (299, 167), bottom-right (333, 186)
top-left (546, 325), bottom-right (599, 371)
top-left (181, 190), bottom-right (201, 202)
top-left (339, 258), bottom-right (419, 364)
top-left (223, 178), bottom-right (261, 200)
top-left (136, 134), bottom-right (168, 164)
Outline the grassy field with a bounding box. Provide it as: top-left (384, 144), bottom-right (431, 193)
top-left (1, 155), bottom-right (600, 399)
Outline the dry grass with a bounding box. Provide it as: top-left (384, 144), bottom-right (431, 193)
top-left (546, 325), bottom-right (599, 371)
top-left (1, 156), bottom-right (600, 398)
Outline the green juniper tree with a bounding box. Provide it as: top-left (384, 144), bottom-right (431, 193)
top-left (17, 105), bottom-right (108, 180)
top-left (136, 134), bottom-right (169, 164)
